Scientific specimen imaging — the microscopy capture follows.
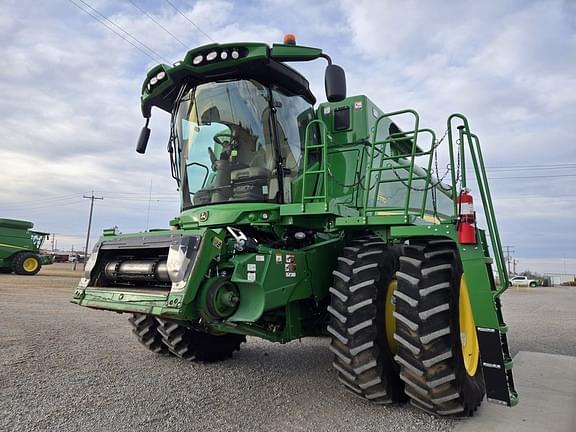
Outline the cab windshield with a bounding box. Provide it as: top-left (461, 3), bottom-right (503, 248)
top-left (174, 79), bottom-right (315, 209)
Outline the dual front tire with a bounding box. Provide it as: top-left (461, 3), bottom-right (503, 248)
top-left (328, 237), bottom-right (485, 416)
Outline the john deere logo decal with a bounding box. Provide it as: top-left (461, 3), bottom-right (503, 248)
top-left (199, 211), bottom-right (209, 222)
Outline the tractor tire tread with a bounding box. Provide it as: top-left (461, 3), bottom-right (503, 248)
top-left (329, 236), bottom-right (404, 405)
top-left (394, 239), bottom-right (485, 416)
top-left (12, 252), bottom-right (41, 276)
top-left (128, 313), bottom-right (171, 355)
top-left (156, 318), bottom-right (245, 362)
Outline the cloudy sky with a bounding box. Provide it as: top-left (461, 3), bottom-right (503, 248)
top-left (1, 0), bottom-right (575, 274)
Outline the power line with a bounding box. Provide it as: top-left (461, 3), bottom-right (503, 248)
top-left (485, 163), bottom-right (576, 169)
top-left (127, 0), bottom-right (189, 49)
top-left (1, 196), bottom-right (84, 210)
top-left (469, 166), bottom-right (576, 173)
top-left (75, 0), bottom-right (171, 63)
top-left (466, 163), bottom-right (576, 172)
top-left (489, 174), bottom-right (576, 180)
top-left (1, 200), bottom-right (84, 212)
top-left (66, 0), bottom-right (168, 63)
top-left (164, 0), bottom-right (215, 42)
top-left (1, 193), bottom-right (83, 205)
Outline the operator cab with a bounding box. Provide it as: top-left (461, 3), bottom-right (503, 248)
top-left (177, 79), bottom-right (316, 208)
top-left (136, 40), bottom-right (346, 210)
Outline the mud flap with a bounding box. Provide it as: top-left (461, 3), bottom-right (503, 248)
top-left (477, 326), bottom-right (518, 406)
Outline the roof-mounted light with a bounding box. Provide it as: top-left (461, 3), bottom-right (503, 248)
top-left (189, 47), bottom-right (246, 67)
top-left (283, 34), bottom-right (296, 45)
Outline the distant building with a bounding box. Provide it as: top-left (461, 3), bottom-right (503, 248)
top-left (544, 273), bottom-right (576, 286)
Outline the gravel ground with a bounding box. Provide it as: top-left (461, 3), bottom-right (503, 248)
top-left (0, 264), bottom-right (574, 432)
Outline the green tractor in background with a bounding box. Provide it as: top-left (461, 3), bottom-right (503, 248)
top-left (0, 218), bottom-right (53, 275)
top-left (71, 37), bottom-right (517, 416)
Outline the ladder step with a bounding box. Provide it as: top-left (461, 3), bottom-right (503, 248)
top-left (303, 195), bottom-right (326, 200)
top-left (305, 144), bottom-right (324, 149)
top-left (305, 170), bottom-right (324, 175)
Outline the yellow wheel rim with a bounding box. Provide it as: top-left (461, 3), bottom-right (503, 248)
top-left (385, 278), bottom-right (397, 353)
top-left (23, 257), bottom-right (39, 272)
top-left (459, 275), bottom-right (479, 376)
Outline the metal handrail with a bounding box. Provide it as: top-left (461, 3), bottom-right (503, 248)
top-left (447, 114), bottom-right (509, 293)
top-left (363, 109), bottom-right (420, 217)
top-left (363, 113), bottom-right (446, 219)
top-left (301, 119), bottom-right (330, 211)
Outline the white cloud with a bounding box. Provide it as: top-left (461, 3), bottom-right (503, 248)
top-left (0, 0), bottom-right (574, 271)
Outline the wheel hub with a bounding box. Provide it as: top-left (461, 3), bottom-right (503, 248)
top-left (23, 257), bottom-right (39, 272)
top-left (203, 277), bottom-right (240, 321)
top-left (459, 275), bottom-right (479, 376)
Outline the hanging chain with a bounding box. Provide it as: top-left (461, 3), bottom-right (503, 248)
top-left (389, 128), bottom-right (452, 192)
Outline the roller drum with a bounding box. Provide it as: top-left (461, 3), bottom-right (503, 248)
top-left (104, 259), bottom-right (170, 283)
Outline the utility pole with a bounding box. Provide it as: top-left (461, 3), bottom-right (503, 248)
top-left (504, 245), bottom-right (515, 275)
top-left (513, 259), bottom-right (517, 275)
top-left (51, 233), bottom-right (56, 252)
top-left (83, 192), bottom-right (103, 269)
top-left (504, 246), bottom-right (514, 274)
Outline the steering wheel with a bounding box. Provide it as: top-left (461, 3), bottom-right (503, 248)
top-left (213, 132), bottom-right (235, 146)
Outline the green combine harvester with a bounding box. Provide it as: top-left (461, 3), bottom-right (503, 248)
top-left (72, 36), bottom-right (517, 416)
top-left (0, 218), bottom-right (52, 275)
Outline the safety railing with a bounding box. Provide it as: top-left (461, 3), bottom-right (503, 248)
top-left (447, 114), bottom-right (509, 293)
top-left (360, 109), bottom-right (450, 220)
top-left (359, 110), bottom-right (508, 291)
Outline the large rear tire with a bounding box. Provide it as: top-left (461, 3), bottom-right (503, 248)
top-left (12, 252), bottom-right (41, 275)
top-left (394, 239), bottom-right (485, 416)
top-left (156, 319), bottom-right (245, 362)
top-left (128, 313), bottom-right (171, 355)
top-left (328, 236), bottom-right (405, 404)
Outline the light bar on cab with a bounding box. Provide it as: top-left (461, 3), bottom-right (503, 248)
top-left (190, 47), bottom-right (246, 66)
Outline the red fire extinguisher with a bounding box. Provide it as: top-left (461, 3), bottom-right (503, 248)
top-left (456, 189), bottom-right (477, 244)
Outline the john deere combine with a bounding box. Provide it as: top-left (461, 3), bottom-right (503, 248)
top-left (71, 37), bottom-right (517, 416)
top-left (0, 218), bottom-right (52, 275)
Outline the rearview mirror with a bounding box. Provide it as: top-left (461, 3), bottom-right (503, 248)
top-left (136, 121), bottom-right (151, 154)
top-left (325, 64), bottom-right (346, 102)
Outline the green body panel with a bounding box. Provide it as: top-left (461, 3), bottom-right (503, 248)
top-left (71, 40), bottom-right (517, 406)
top-left (391, 224), bottom-right (503, 329)
top-left (269, 44), bottom-right (323, 61)
top-left (73, 41), bottom-right (509, 339)
top-left (174, 203), bottom-right (282, 229)
top-left (0, 218), bottom-right (51, 269)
